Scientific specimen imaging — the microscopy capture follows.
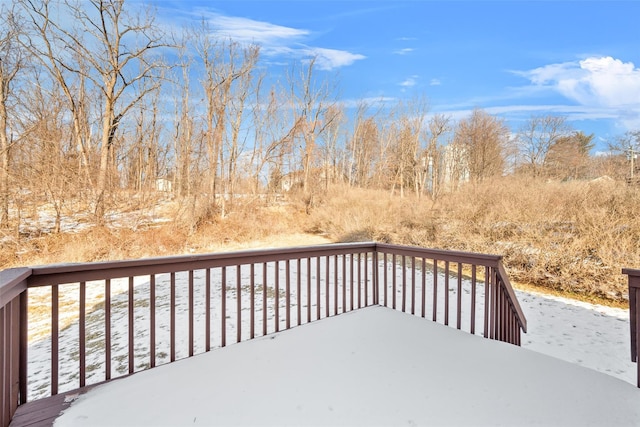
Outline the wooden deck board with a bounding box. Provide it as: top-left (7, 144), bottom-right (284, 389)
top-left (10, 383), bottom-right (105, 427)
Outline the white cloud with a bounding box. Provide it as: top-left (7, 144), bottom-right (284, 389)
top-left (210, 15), bottom-right (310, 45)
top-left (303, 47), bottom-right (366, 70)
top-left (199, 13), bottom-right (364, 71)
top-left (517, 56), bottom-right (640, 129)
top-left (400, 75), bottom-right (419, 87)
top-left (430, 78), bottom-right (441, 86)
top-left (394, 48), bottom-right (415, 55)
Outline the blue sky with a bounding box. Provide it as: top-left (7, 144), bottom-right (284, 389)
top-left (148, 0), bottom-right (640, 152)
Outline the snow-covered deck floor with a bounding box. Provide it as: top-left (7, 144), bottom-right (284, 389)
top-left (54, 306), bottom-right (640, 426)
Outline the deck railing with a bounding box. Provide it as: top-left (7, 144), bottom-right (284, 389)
top-left (1, 242), bottom-right (527, 427)
top-left (623, 268), bottom-right (640, 387)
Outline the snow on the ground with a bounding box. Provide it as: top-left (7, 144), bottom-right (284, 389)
top-left (518, 289), bottom-right (634, 382)
top-left (53, 306), bottom-right (640, 427)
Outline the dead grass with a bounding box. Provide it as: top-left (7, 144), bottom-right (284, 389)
top-left (3, 178), bottom-right (639, 306)
top-left (306, 179), bottom-right (640, 304)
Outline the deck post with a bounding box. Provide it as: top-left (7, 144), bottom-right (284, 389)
top-left (622, 268), bottom-right (640, 387)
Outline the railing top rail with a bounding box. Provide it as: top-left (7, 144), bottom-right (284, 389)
top-left (26, 242), bottom-right (378, 287)
top-left (375, 243), bottom-right (503, 266)
top-left (0, 267), bottom-right (31, 307)
top-left (623, 268), bottom-right (640, 283)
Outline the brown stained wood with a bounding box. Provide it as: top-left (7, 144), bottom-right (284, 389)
top-left (10, 383), bottom-right (105, 427)
top-left (79, 282), bottom-right (86, 387)
top-left (149, 275), bottom-right (156, 368)
top-left (128, 277), bottom-right (134, 374)
top-left (236, 266), bottom-right (241, 344)
top-left (2, 242), bottom-right (531, 427)
top-left (189, 270), bottom-right (194, 356)
top-left (296, 259), bottom-right (302, 326)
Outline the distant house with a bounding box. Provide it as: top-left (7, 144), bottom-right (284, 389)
top-left (155, 178), bottom-right (172, 192)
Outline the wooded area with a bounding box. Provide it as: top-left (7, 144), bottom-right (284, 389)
top-left (0, 0), bottom-right (639, 242)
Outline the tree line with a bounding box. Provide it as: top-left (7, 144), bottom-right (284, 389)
top-left (0, 0), bottom-right (638, 233)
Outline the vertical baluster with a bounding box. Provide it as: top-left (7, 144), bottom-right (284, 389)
top-left (432, 260), bottom-right (438, 322)
top-left (221, 267), bottom-right (226, 347)
top-left (250, 264), bottom-right (255, 339)
top-left (206, 269), bottom-right (211, 351)
top-left (19, 291), bottom-right (28, 405)
top-left (373, 250), bottom-right (379, 305)
top-left (401, 255), bottom-right (406, 313)
top-left (357, 253), bottom-right (362, 309)
top-left (392, 254), bottom-right (396, 310)
top-left (383, 253), bottom-right (388, 307)
top-left (411, 257), bottom-right (416, 315)
top-left (286, 260), bottom-right (291, 330)
top-left (350, 254), bottom-right (354, 311)
top-left (237, 265), bottom-right (242, 343)
top-left (444, 261), bottom-right (450, 326)
top-left (334, 255), bottom-right (339, 315)
top-left (128, 277), bottom-right (134, 374)
top-left (189, 270), bottom-right (194, 356)
top-left (490, 269), bottom-right (497, 340)
top-left (275, 261), bottom-right (280, 332)
top-left (502, 286), bottom-right (507, 341)
top-left (325, 256), bottom-right (330, 317)
top-left (364, 253), bottom-right (369, 307)
top-left (297, 259), bottom-right (302, 326)
top-left (457, 263), bottom-right (462, 330)
top-left (636, 289), bottom-right (640, 386)
top-left (105, 279), bottom-right (111, 380)
top-left (484, 266), bottom-right (490, 338)
top-left (306, 258), bottom-right (311, 323)
top-left (1, 308), bottom-right (5, 425)
top-left (79, 281), bottom-right (86, 386)
top-left (342, 254), bottom-right (347, 313)
top-left (10, 299), bottom-right (19, 411)
top-left (150, 275), bottom-right (156, 367)
top-left (262, 263), bottom-right (267, 336)
top-left (1, 304), bottom-right (7, 421)
top-left (170, 272), bottom-right (176, 361)
top-left (316, 257), bottom-right (321, 320)
top-left (421, 258), bottom-right (426, 318)
top-left (51, 284), bottom-right (58, 396)
top-left (470, 266), bottom-right (477, 335)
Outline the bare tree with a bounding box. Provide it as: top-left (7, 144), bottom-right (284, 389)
top-left (348, 102), bottom-right (380, 187)
top-left (453, 109), bottom-right (508, 182)
top-left (426, 114), bottom-right (450, 199)
top-left (287, 57), bottom-right (336, 196)
top-left (517, 115), bottom-right (571, 177)
top-left (193, 21), bottom-right (259, 216)
top-left (0, 5), bottom-right (26, 227)
top-left (21, 0), bottom-right (168, 222)
top-left (545, 131), bottom-right (594, 180)
top-left (223, 45), bottom-right (260, 214)
top-left (319, 104), bottom-right (345, 189)
top-left (388, 98), bottom-right (428, 197)
top-left (607, 130), bottom-right (640, 180)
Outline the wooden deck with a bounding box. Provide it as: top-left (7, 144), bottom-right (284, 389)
top-left (9, 383), bottom-right (106, 427)
top-left (1, 243), bottom-right (528, 427)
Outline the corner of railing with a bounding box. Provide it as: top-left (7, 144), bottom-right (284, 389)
top-left (622, 268), bottom-right (640, 387)
top-left (1, 266), bottom-right (32, 427)
top-left (496, 261), bottom-right (527, 334)
top-left (0, 267), bottom-right (32, 307)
